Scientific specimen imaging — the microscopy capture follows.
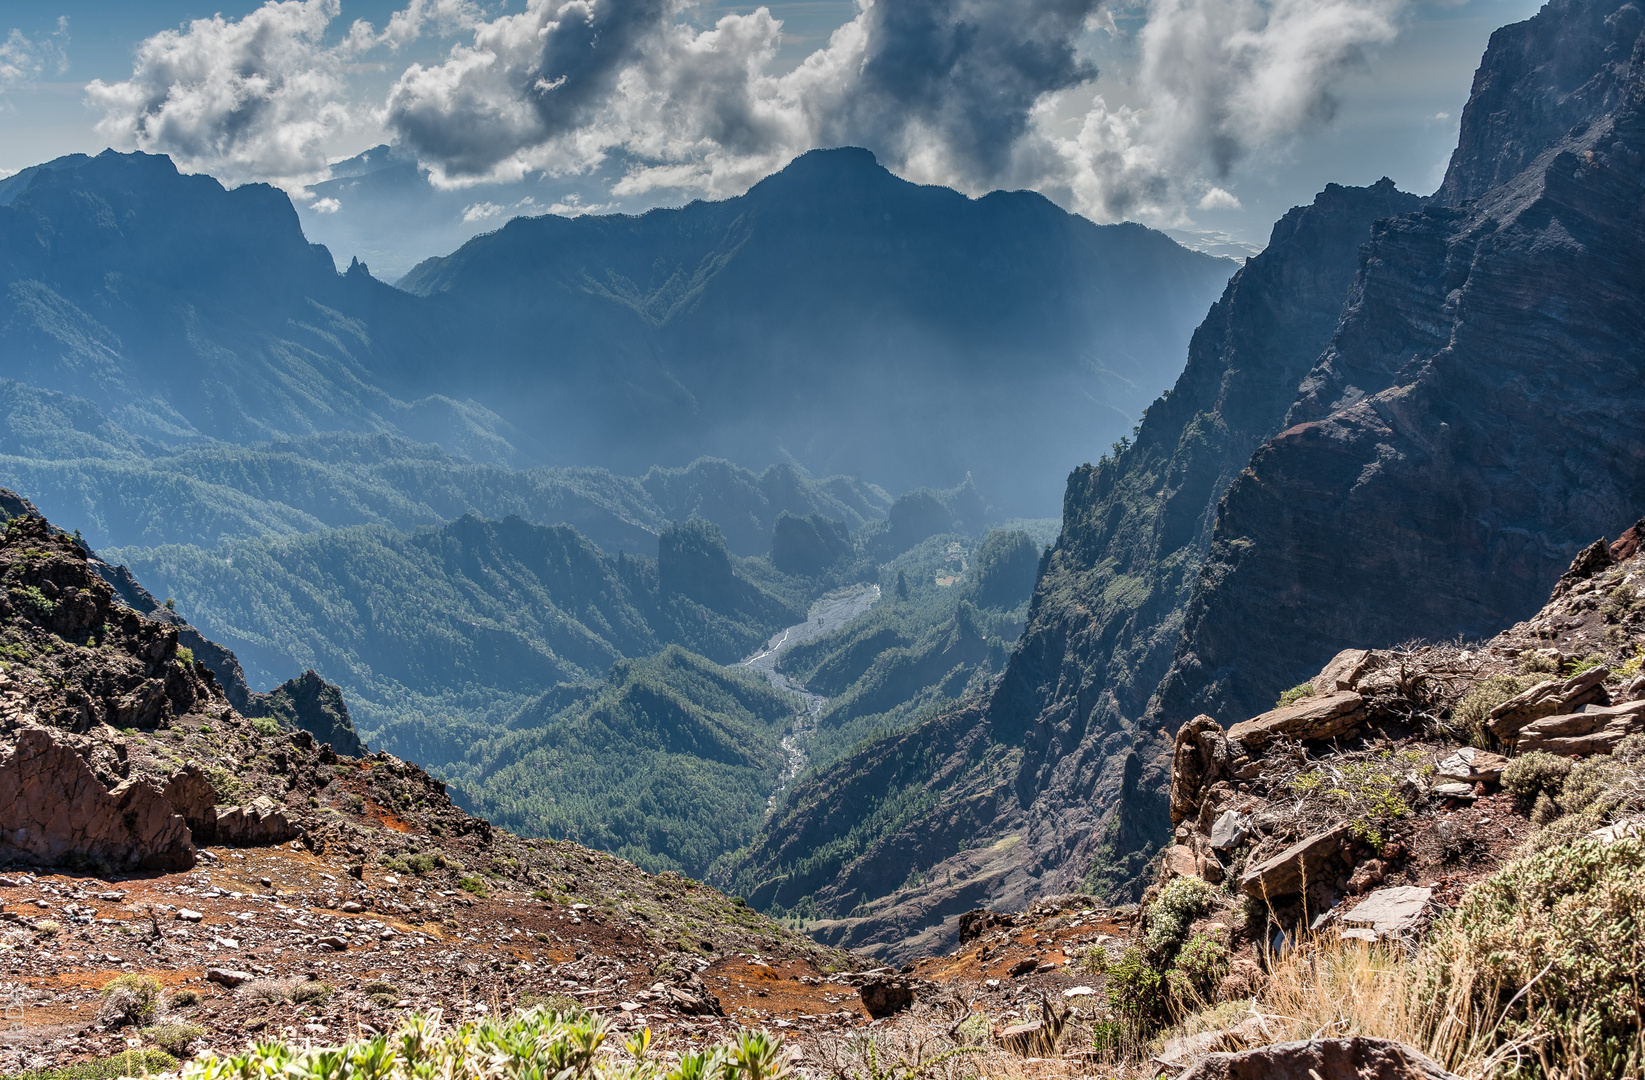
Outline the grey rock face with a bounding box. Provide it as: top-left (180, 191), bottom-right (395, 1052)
top-left (1177, 1037), bottom-right (1462, 1080)
top-left (1155, 0), bottom-right (1645, 728)
top-left (216, 795), bottom-right (301, 847)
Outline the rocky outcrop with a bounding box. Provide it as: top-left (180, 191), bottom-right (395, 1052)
top-left (216, 795), bottom-right (301, 847)
top-left (1238, 823), bottom-right (1354, 899)
top-left (1488, 666), bottom-right (1610, 739)
top-left (1517, 698), bottom-right (1645, 754)
top-left (246, 670), bottom-right (365, 758)
top-left (161, 765), bottom-right (219, 845)
top-left (1177, 1037), bottom-right (1462, 1080)
top-left (1227, 692), bottom-right (1368, 750)
top-left (0, 727), bottom-right (194, 870)
top-left (1153, 0), bottom-right (1645, 729)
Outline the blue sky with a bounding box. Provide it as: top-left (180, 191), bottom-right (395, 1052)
top-left (0, 0), bottom-right (1545, 269)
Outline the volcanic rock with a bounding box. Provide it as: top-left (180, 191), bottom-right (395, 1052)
top-left (1239, 824), bottom-right (1353, 899)
top-left (216, 795), bottom-right (301, 846)
top-left (0, 727), bottom-right (195, 871)
top-left (1177, 1037), bottom-right (1462, 1080)
top-left (1227, 692), bottom-right (1367, 750)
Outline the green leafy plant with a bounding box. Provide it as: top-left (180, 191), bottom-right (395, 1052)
top-left (1501, 751), bottom-right (1572, 810)
top-left (97, 973), bottom-right (161, 1026)
top-left (458, 875), bottom-right (489, 898)
top-left (4, 1049), bottom-right (177, 1080)
top-left (251, 716), bottom-right (280, 737)
top-left (1448, 675), bottom-right (1533, 748)
top-left (141, 1022), bottom-right (205, 1055)
top-left (175, 646), bottom-right (195, 666)
top-left (1276, 682), bottom-right (1316, 708)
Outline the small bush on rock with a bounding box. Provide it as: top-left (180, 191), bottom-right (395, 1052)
top-left (291, 981), bottom-right (332, 1005)
top-left (1276, 682), bottom-right (1315, 708)
top-left (1449, 675), bottom-right (1533, 748)
top-left (97, 974), bottom-right (161, 1027)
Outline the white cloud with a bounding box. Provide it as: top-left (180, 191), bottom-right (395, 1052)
top-left (461, 200), bottom-right (504, 222)
top-left (83, 0), bottom-right (1409, 224)
top-left (1197, 186), bottom-right (1241, 210)
top-left (1, 17), bottom-right (69, 89)
top-left (382, 0), bottom-right (1407, 221)
top-left (380, 0), bottom-right (486, 51)
top-left (311, 195), bottom-right (342, 211)
top-left (85, 0), bottom-right (356, 188)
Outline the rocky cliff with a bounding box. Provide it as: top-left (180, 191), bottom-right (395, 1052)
top-left (1152, 0), bottom-right (1645, 727)
top-left (726, 0), bottom-right (1645, 961)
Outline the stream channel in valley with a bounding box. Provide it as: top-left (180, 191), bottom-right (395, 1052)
top-left (738, 583), bottom-right (880, 802)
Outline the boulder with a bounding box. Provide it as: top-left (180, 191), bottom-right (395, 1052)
top-left (215, 795), bottom-right (300, 846)
top-left (205, 968), bottom-right (253, 988)
top-left (1311, 649), bottom-right (1371, 695)
top-left (957, 908), bottom-right (1004, 943)
top-left (1176, 1037), bottom-right (1462, 1080)
top-left (1228, 693), bottom-right (1367, 750)
top-left (1592, 818), bottom-right (1644, 844)
top-left (1517, 698), bottom-right (1645, 756)
top-left (1488, 667), bottom-right (1610, 740)
top-left (1171, 716), bottom-right (1230, 826)
top-left (1239, 824), bottom-right (1353, 899)
top-left (858, 976), bottom-right (914, 1018)
top-left (1209, 810), bottom-right (1252, 850)
top-left (1339, 886), bottom-right (1430, 938)
top-left (1434, 747), bottom-right (1507, 785)
top-left (161, 764), bottom-right (218, 845)
top-left (0, 727), bottom-right (195, 871)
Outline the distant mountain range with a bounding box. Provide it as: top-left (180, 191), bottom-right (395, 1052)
top-left (0, 145), bottom-right (1234, 517)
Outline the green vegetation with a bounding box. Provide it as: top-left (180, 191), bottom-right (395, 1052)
top-left (1288, 749), bottom-right (1425, 847)
top-left (139, 1023), bottom-right (204, 1056)
top-left (175, 645), bottom-right (194, 666)
top-left (1448, 674), bottom-right (1533, 747)
top-left (1501, 751), bottom-right (1572, 810)
top-left (1418, 836), bottom-right (1645, 1077)
top-left (462, 648), bottom-right (796, 877)
top-left (111, 514), bottom-right (803, 771)
top-left (159, 1005), bottom-right (794, 1080)
top-left (97, 974), bottom-right (161, 1026)
top-left (250, 716), bottom-right (281, 737)
top-left (1275, 681), bottom-right (1315, 708)
top-left (2, 1049), bottom-right (177, 1080)
top-left (1105, 877), bottom-right (1219, 1035)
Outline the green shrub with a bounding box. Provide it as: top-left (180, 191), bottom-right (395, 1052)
top-left (141, 1022), bottom-right (205, 1055)
top-left (175, 646), bottom-right (195, 666)
top-left (10, 585), bottom-right (54, 620)
top-left (290, 981), bottom-right (332, 1005)
top-left (1141, 876), bottom-right (1215, 963)
top-left (169, 1005), bottom-right (789, 1080)
top-left (1521, 735), bottom-right (1645, 849)
top-left (1501, 751), bottom-right (1571, 809)
top-left (1519, 651), bottom-right (1559, 674)
top-left (1166, 932), bottom-right (1231, 1008)
top-left (1276, 682), bottom-right (1315, 709)
top-left (5, 1049), bottom-right (177, 1080)
top-left (1418, 836), bottom-right (1645, 1078)
top-left (1106, 947), bottom-right (1168, 1028)
top-left (1448, 675), bottom-right (1532, 748)
top-left (97, 974), bottom-right (161, 1026)
top-left (458, 875), bottom-right (489, 898)
top-left (251, 716), bottom-right (281, 737)
top-left (167, 989), bottom-right (201, 1009)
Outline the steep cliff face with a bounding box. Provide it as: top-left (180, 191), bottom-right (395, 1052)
top-left (716, 181), bottom-right (1418, 955)
top-left (1153, 0), bottom-right (1645, 728)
